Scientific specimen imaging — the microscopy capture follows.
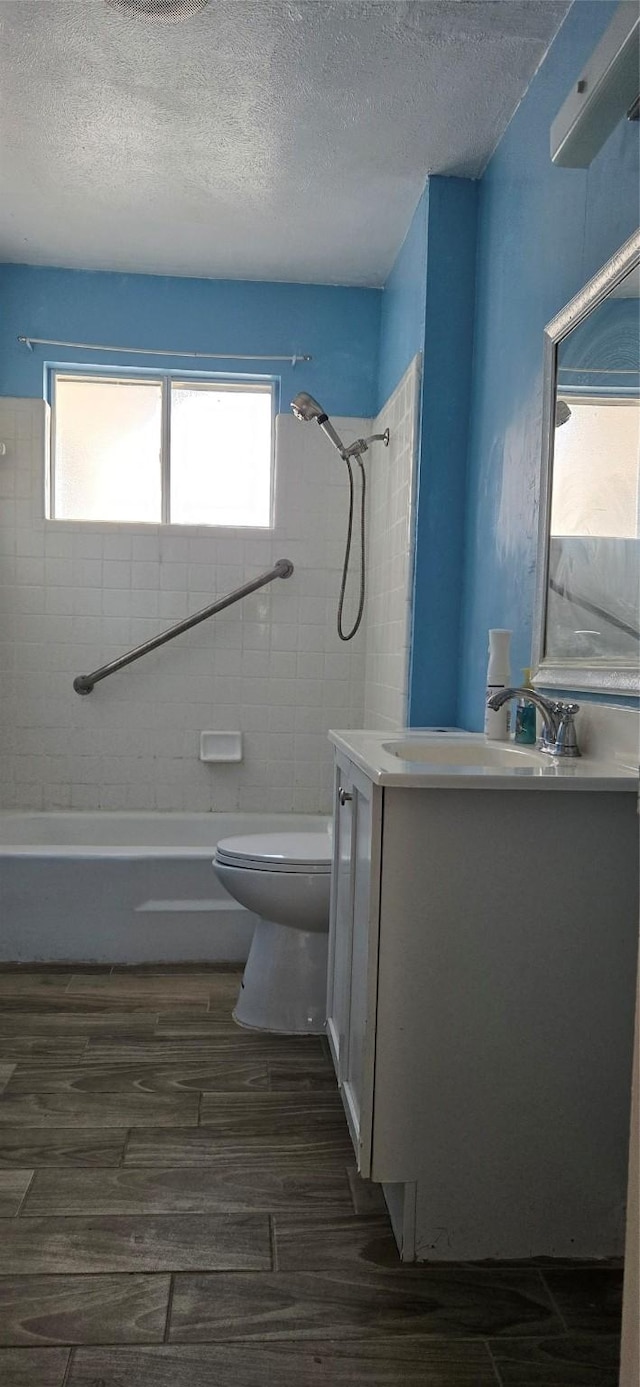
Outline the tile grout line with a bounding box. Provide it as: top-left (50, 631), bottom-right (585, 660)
top-left (269, 1213), bottom-right (278, 1271)
top-left (14, 1168), bottom-right (36, 1217)
top-left (163, 1271), bottom-right (177, 1343)
top-left (60, 1345), bottom-right (74, 1387)
top-left (537, 1267), bottom-right (571, 1333)
top-left (484, 1338), bottom-right (506, 1386)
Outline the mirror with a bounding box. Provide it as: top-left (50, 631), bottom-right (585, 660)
top-left (533, 230), bottom-right (640, 695)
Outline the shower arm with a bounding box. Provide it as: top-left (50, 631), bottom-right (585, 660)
top-left (342, 429), bottom-right (390, 459)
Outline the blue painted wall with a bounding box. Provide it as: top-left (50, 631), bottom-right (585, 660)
top-left (374, 176), bottom-right (478, 726)
top-left (408, 177), bottom-right (478, 726)
top-left (458, 0), bottom-right (640, 728)
top-left (0, 264), bottom-right (381, 418)
top-left (376, 187), bottom-right (428, 410)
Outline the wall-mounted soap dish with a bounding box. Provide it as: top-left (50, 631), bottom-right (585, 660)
top-left (200, 731), bottom-right (243, 763)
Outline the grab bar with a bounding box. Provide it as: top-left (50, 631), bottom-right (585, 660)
top-left (73, 558), bottom-right (295, 695)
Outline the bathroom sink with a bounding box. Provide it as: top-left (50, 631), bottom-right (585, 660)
top-left (382, 740), bottom-right (543, 768)
top-left (329, 728), bottom-right (638, 789)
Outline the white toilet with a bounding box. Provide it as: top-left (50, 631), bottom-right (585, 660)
top-left (213, 830), bottom-right (332, 1034)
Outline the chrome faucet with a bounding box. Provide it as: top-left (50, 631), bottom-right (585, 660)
top-left (486, 688), bottom-right (581, 758)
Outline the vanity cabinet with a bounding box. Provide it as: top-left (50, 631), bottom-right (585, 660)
top-left (327, 742), bottom-right (639, 1263)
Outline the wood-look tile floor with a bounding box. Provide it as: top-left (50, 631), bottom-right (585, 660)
top-left (0, 967), bottom-right (623, 1386)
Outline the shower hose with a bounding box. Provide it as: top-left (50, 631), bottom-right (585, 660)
top-left (337, 453), bottom-right (366, 642)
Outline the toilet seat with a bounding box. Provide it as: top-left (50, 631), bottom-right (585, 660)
top-left (215, 831), bottom-right (331, 875)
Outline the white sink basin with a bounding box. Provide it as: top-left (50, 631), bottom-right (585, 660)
top-left (382, 740), bottom-right (543, 768)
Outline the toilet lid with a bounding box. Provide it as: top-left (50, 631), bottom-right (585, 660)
top-left (215, 831), bottom-right (332, 874)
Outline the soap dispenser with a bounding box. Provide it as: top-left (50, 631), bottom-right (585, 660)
top-left (514, 668), bottom-right (537, 745)
top-left (483, 629), bottom-right (511, 742)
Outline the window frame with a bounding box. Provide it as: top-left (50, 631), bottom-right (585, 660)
top-left (48, 368), bottom-right (277, 530)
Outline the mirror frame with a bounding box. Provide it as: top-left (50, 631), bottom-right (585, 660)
top-left (532, 227), bottom-right (640, 696)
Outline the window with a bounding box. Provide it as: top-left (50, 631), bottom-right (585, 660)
top-left (50, 373), bottom-right (274, 527)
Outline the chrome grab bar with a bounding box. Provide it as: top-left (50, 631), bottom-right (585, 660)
top-left (73, 558), bottom-right (295, 695)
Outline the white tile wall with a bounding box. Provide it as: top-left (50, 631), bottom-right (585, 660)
top-left (363, 355), bottom-right (421, 729)
top-left (0, 400), bottom-right (367, 813)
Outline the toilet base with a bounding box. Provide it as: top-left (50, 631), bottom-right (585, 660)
top-left (233, 916), bottom-right (328, 1035)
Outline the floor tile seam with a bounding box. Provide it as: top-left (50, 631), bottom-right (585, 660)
top-left (536, 1267), bottom-right (570, 1333)
top-left (60, 1345), bottom-right (74, 1387)
top-left (0, 1210), bottom-right (273, 1223)
top-left (161, 1266), bottom-right (604, 1305)
top-left (157, 1327), bottom-right (587, 1345)
top-left (0, 1330), bottom-right (611, 1346)
top-left (13, 1170), bottom-right (36, 1217)
top-left (0, 1118), bottom-right (201, 1130)
top-left (14, 1208), bottom-right (292, 1220)
top-left (483, 1338), bottom-right (505, 1386)
top-left (1, 1073), bottom-right (216, 1092)
top-left (20, 1199), bottom-right (359, 1216)
top-left (21, 1160), bottom-right (358, 1173)
top-left (163, 1272), bottom-right (176, 1343)
top-left (0, 1336), bottom-right (166, 1352)
top-left (0, 1264), bottom-right (271, 1278)
top-left (0, 1270), bottom-right (174, 1283)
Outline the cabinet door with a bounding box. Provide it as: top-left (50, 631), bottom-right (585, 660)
top-left (326, 761), bottom-right (354, 1078)
top-left (342, 782), bottom-right (374, 1146)
top-left (327, 755), bottom-right (382, 1176)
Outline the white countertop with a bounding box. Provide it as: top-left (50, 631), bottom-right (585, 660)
top-left (329, 728), bottom-right (639, 791)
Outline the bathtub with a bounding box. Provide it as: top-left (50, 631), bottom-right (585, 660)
top-left (0, 812), bottom-right (330, 964)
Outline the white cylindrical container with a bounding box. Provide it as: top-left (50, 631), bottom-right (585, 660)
top-left (484, 629), bottom-right (512, 741)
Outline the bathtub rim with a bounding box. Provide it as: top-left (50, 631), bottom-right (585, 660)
top-left (0, 809), bottom-right (331, 857)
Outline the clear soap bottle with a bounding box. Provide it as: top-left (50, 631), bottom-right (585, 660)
top-left (514, 668), bottom-right (537, 745)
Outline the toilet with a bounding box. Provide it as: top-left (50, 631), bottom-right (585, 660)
top-left (213, 830), bottom-right (332, 1034)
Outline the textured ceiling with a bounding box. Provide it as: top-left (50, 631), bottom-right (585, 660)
top-left (0, 0), bottom-right (570, 285)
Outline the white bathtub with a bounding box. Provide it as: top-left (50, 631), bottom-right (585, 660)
top-left (0, 811), bottom-right (329, 964)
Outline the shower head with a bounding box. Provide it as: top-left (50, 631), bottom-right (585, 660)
top-left (291, 392), bottom-right (326, 423)
top-left (105, 0), bottom-right (209, 22)
top-left (291, 392), bottom-right (348, 458)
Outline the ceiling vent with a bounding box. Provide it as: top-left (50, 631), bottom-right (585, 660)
top-left (105, 0), bottom-right (210, 23)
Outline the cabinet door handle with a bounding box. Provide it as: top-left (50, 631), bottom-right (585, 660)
top-left (338, 788), bottom-right (353, 805)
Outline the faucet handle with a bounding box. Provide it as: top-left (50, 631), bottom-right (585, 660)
top-left (554, 702), bottom-right (581, 758)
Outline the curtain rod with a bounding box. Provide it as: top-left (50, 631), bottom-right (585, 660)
top-left (17, 336), bottom-right (311, 365)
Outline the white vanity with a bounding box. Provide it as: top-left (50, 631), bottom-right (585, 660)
top-left (327, 728), bottom-right (639, 1263)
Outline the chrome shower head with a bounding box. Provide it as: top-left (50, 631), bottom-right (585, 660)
top-left (290, 392), bottom-right (325, 423)
top-left (290, 393), bottom-right (347, 458)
